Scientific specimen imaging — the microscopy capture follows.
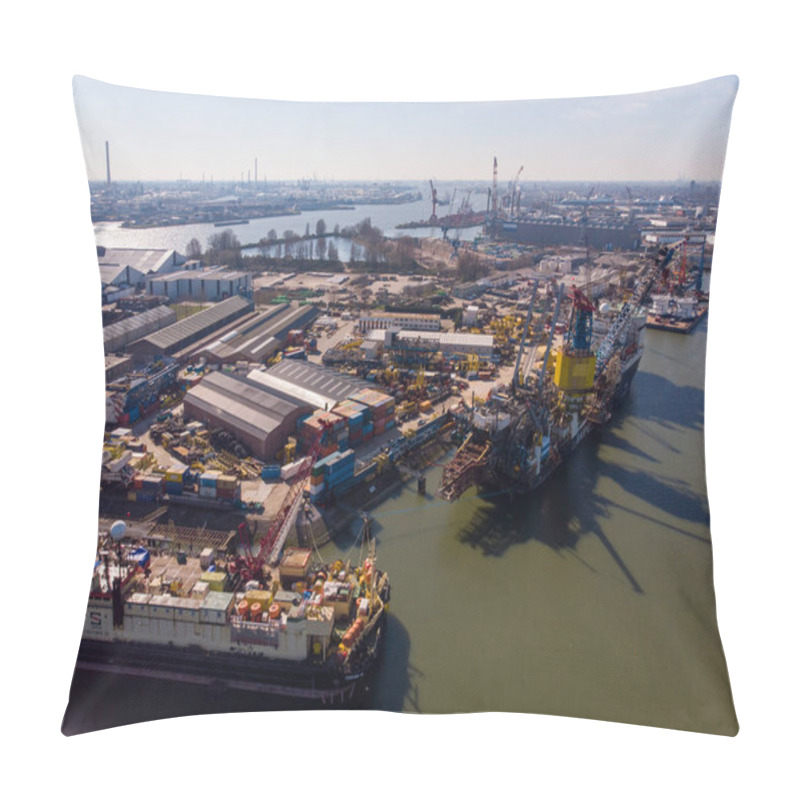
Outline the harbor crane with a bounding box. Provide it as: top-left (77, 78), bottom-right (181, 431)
top-left (233, 421), bottom-right (333, 584)
top-left (594, 243), bottom-right (680, 377)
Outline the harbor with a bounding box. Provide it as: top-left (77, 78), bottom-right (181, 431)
top-left (65, 79), bottom-right (739, 737)
top-left (64, 312), bottom-right (735, 734)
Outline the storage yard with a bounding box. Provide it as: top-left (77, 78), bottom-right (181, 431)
top-left (96, 198), bottom-right (713, 568)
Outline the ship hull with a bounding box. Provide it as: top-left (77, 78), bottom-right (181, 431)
top-left (478, 349), bottom-right (642, 497)
top-left (74, 603), bottom-right (386, 707)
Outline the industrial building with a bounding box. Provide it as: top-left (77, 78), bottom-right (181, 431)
top-left (199, 304), bottom-right (319, 365)
top-left (103, 305), bottom-right (177, 354)
top-left (247, 360), bottom-right (371, 411)
top-left (394, 330), bottom-right (495, 359)
top-left (493, 220), bottom-right (639, 250)
top-left (183, 371), bottom-right (312, 461)
top-left (146, 266), bottom-right (253, 302)
top-left (98, 247), bottom-right (187, 276)
top-left (126, 295), bottom-right (254, 361)
top-left (182, 360), bottom-right (372, 461)
top-left (358, 311), bottom-right (441, 333)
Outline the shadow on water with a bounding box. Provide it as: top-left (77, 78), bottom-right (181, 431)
top-left (370, 615), bottom-right (418, 712)
top-left (631, 371), bottom-right (705, 432)
top-left (456, 372), bottom-right (711, 593)
top-left (62, 667), bottom-right (324, 736)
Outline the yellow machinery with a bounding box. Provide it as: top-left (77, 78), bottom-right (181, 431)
top-left (554, 350), bottom-right (596, 393)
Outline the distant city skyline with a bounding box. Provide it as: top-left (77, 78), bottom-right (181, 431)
top-left (74, 75), bottom-right (738, 185)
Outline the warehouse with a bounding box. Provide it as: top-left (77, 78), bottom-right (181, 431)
top-left (127, 295), bottom-right (254, 361)
top-left (199, 303), bottom-right (320, 365)
top-left (182, 371), bottom-right (312, 461)
top-left (394, 330), bottom-right (495, 358)
top-left (98, 247), bottom-right (187, 276)
top-left (357, 311), bottom-right (441, 332)
top-left (103, 305), bottom-right (177, 354)
top-left (146, 266), bottom-right (253, 301)
top-left (247, 360), bottom-right (371, 411)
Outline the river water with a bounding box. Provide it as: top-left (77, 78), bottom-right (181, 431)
top-left (316, 318), bottom-right (736, 732)
top-left (92, 194), bottom-right (484, 257)
top-left (63, 317), bottom-right (737, 735)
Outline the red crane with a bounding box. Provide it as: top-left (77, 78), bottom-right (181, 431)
top-left (232, 421), bottom-right (333, 585)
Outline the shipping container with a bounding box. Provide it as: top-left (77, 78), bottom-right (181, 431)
top-left (261, 464), bottom-right (281, 481)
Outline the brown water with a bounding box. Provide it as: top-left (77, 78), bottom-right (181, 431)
top-left (63, 319), bottom-right (737, 735)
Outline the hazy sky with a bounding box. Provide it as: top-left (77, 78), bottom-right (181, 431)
top-left (73, 75), bottom-right (738, 184)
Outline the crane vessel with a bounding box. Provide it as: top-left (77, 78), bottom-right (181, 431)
top-left (437, 244), bottom-right (678, 501)
top-left (75, 426), bottom-right (390, 707)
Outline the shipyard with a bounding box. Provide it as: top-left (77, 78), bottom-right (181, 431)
top-left (60, 74), bottom-right (741, 738)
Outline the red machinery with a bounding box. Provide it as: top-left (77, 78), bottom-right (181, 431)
top-left (232, 421), bottom-right (333, 585)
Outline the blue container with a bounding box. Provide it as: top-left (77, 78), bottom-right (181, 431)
top-left (261, 465), bottom-right (281, 481)
top-left (164, 482), bottom-right (183, 495)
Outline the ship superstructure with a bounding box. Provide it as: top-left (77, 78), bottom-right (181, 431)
top-left (437, 244), bottom-right (678, 501)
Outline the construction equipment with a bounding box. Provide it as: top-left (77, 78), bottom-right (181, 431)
top-left (595, 243), bottom-right (679, 376)
top-left (232, 421), bottom-right (333, 584)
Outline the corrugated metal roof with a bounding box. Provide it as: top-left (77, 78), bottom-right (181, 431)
top-left (139, 296), bottom-right (252, 351)
top-left (185, 372), bottom-right (301, 441)
top-left (263, 360), bottom-right (370, 407)
top-left (201, 305), bottom-right (318, 362)
top-left (98, 248), bottom-right (178, 274)
top-left (103, 306), bottom-right (176, 344)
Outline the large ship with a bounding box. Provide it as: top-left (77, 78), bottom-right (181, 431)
top-left (437, 245), bottom-right (678, 501)
top-left (74, 517), bottom-right (390, 706)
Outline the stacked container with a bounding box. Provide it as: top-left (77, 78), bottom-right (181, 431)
top-left (298, 410), bottom-right (347, 457)
top-left (164, 466), bottom-right (187, 496)
top-left (310, 449), bottom-right (356, 504)
top-left (215, 475), bottom-right (239, 502)
top-left (348, 388), bottom-right (395, 438)
top-left (331, 400), bottom-right (368, 447)
top-left (137, 474), bottom-right (163, 502)
top-left (199, 470), bottom-right (221, 499)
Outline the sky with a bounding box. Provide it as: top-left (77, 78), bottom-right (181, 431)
top-left (73, 74), bottom-right (738, 185)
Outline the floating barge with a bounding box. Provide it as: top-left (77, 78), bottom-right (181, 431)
top-left (75, 522), bottom-right (390, 706)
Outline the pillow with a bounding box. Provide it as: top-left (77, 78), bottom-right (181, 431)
top-left (63, 75), bottom-right (739, 736)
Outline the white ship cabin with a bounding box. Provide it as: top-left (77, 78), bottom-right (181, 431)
top-left (84, 546), bottom-right (370, 663)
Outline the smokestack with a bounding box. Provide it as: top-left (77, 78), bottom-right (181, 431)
top-left (105, 141), bottom-right (111, 185)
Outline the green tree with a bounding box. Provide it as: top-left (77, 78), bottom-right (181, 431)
top-left (316, 218), bottom-right (327, 237)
